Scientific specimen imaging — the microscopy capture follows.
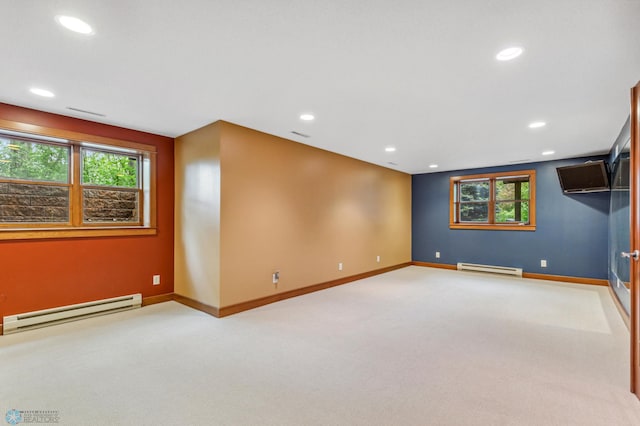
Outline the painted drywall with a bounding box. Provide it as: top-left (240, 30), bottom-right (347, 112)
top-left (217, 122), bottom-right (411, 307)
top-left (413, 157), bottom-right (610, 279)
top-left (0, 103), bottom-right (175, 327)
top-left (174, 122), bottom-right (221, 307)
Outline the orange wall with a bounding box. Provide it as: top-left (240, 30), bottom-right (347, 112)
top-left (219, 122), bottom-right (411, 307)
top-left (0, 103), bottom-right (174, 326)
top-left (174, 122), bottom-right (221, 307)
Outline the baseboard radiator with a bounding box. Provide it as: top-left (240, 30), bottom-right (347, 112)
top-left (2, 294), bottom-right (142, 335)
top-left (457, 263), bottom-right (522, 277)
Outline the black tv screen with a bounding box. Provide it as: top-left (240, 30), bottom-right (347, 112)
top-left (556, 160), bottom-right (610, 193)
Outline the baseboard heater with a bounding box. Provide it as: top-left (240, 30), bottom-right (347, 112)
top-left (2, 294), bottom-right (142, 335)
top-left (457, 263), bottom-right (522, 277)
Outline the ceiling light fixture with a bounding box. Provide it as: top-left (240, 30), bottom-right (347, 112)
top-left (29, 87), bottom-right (55, 98)
top-left (300, 113), bottom-right (315, 121)
top-left (429, 164), bottom-right (438, 169)
top-left (496, 46), bottom-right (523, 61)
top-left (528, 121), bottom-right (547, 129)
top-left (542, 150), bottom-right (555, 156)
top-left (385, 146), bottom-right (396, 153)
top-left (55, 15), bottom-right (94, 34)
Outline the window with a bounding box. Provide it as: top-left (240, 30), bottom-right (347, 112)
top-left (0, 137), bottom-right (71, 224)
top-left (0, 123), bottom-right (157, 240)
top-left (450, 170), bottom-right (536, 230)
top-left (81, 147), bottom-right (141, 224)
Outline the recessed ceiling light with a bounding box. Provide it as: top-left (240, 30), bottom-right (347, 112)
top-left (29, 87), bottom-right (55, 98)
top-left (55, 15), bottom-right (94, 35)
top-left (496, 46), bottom-right (523, 61)
top-left (528, 121), bottom-right (547, 129)
top-left (542, 150), bottom-right (555, 156)
top-left (300, 113), bottom-right (315, 121)
top-left (429, 164), bottom-right (438, 168)
top-left (385, 146), bottom-right (396, 153)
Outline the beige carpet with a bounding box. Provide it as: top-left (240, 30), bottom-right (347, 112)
top-left (1, 266), bottom-right (639, 425)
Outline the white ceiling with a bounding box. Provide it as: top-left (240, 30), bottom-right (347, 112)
top-left (1, 0), bottom-right (639, 174)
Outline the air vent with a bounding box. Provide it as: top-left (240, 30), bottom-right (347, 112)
top-left (66, 107), bottom-right (106, 117)
top-left (509, 159), bottom-right (532, 164)
top-left (387, 162), bottom-right (398, 166)
top-left (291, 131), bottom-right (310, 138)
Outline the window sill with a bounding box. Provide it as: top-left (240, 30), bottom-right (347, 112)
top-left (449, 224), bottom-right (536, 231)
top-left (0, 227), bottom-right (157, 241)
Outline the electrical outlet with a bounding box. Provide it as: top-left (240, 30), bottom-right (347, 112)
top-left (541, 260), bottom-right (547, 268)
top-left (272, 271), bottom-right (279, 284)
top-left (376, 255), bottom-right (380, 263)
top-left (338, 262), bottom-right (343, 271)
top-left (152, 275), bottom-right (161, 285)
top-left (436, 251), bottom-right (440, 259)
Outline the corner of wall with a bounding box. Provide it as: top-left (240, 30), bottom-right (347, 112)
top-left (174, 121), bottom-right (222, 308)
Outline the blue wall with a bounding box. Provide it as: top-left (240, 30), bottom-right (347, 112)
top-left (412, 156), bottom-right (610, 279)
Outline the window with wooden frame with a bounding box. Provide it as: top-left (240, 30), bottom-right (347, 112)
top-left (450, 170), bottom-right (536, 231)
top-left (0, 121), bottom-right (156, 240)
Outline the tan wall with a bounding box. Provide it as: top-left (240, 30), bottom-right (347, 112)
top-left (174, 122), bottom-right (222, 307)
top-left (219, 122), bottom-right (411, 307)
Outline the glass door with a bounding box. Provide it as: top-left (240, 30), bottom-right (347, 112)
top-left (611, 140), bottom-right (631, 313)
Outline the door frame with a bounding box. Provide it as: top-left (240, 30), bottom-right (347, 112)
top-left (631, 81), bottom-right (640, 397)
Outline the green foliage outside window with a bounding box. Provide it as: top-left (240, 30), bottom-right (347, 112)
top-left (459, 180), bottom-right (490, 222)
top-left (456, 176), bottom-right (531, 224)
top-left (0, 138), bottom-right (69, 182)
top-left (495, 179), bottom-right (529, 223)
top-left (0, 139), bottom-right (139, 189)
top-left (460, 181), bottom-right (490, 201)
top-left (82, 149), bottom-right (138, 188)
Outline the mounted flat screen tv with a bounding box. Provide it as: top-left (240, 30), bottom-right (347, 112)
top-left (556, 160), bottom-right (610, 193)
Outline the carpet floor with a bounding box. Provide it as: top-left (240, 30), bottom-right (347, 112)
top-left (1, 266), bottom-right (639, 425)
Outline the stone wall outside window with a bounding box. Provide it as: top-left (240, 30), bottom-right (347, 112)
top-left (0, 182), bottom-right (138, 223)
top-left (0, 182), bottom-right (68, 222)
top-left (83, 188), bottom-right (138, 223)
